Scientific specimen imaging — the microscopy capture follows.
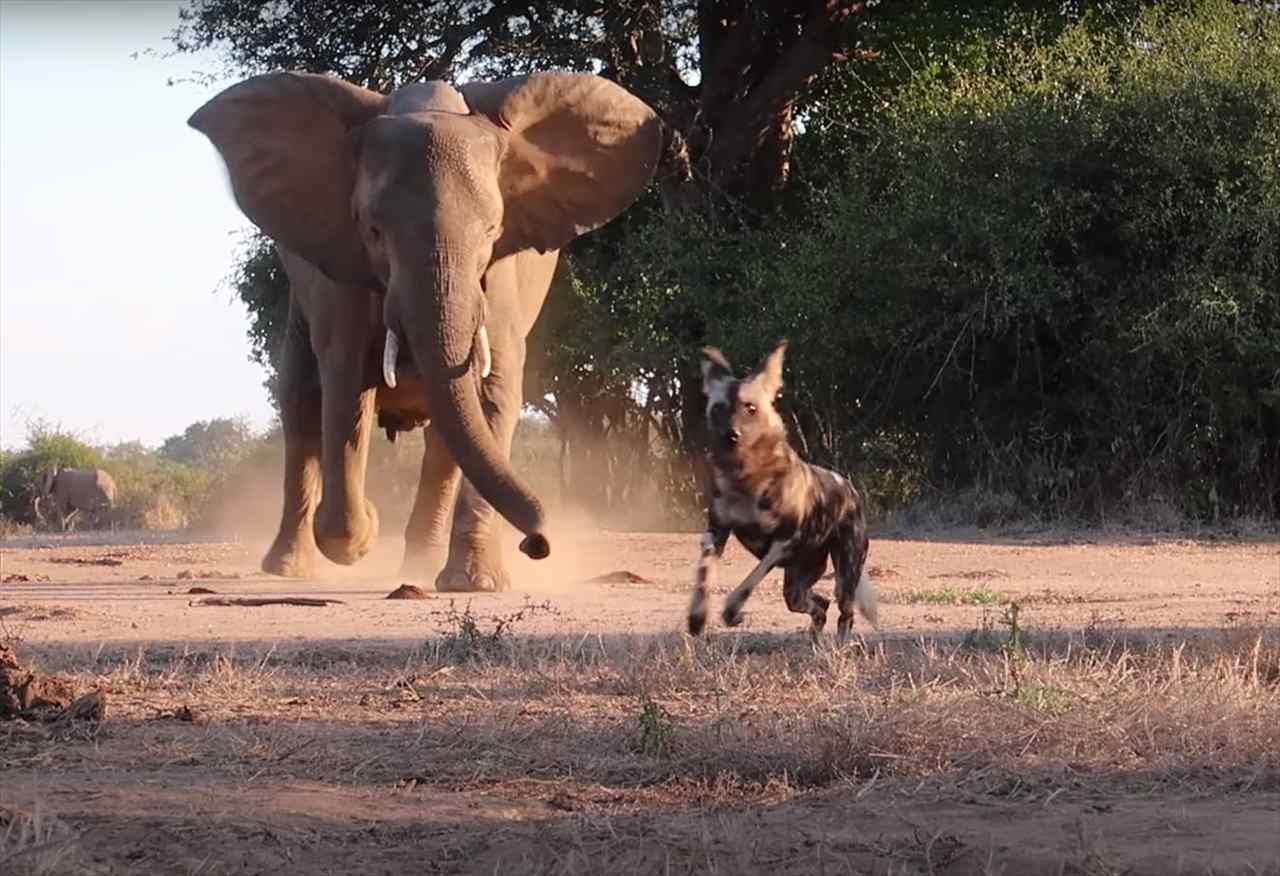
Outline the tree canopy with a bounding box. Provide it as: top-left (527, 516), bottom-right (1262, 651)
top-left (174, 0), bottom-right (1280, 524)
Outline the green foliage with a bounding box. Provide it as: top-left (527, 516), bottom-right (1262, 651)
top-left (0, 420), bottom-right (104, 524)
top-left (174, 0), bottom-right (1279, 525)
top-left (634, 698), bottom-right (676, 757)
top-left (810, 0), bottom-right (1280, 518)
top-left (898, 585), bottom-right (1005, 606)
top-left (433, 599), bottom-right (557, 663)
top-left (568, 0), bottom-right (1279, 522)
top-left (159, 416), bottom-right (256, 471)
top-left (962, 602), bottom-right (1030, 653)
top-left (0, 419), bottom-right (258, 533)
top-left (102, 443), bottom-right (212, 530)
top-left (226, 235), bottom-right (288, 408)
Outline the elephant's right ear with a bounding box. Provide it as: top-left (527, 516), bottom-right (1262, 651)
top-left (461, 73), bottom-right (662, 258)
top-left (189, 72), bottom-right (388, 285)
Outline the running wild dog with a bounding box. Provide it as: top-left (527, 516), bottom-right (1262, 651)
top-left (687, 342), bottom-right (878, 641)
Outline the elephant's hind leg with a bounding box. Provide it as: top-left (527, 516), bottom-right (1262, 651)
top-left (263, 307), bottom-right (323, 578)
top-left (400, 424), bottom-right (461, 582)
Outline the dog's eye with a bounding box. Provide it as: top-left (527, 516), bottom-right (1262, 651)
top-left (744, 402), bottom-right (758, 416)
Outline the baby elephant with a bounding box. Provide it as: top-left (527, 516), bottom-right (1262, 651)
top-left (687, 342), bottom-right (878, 641)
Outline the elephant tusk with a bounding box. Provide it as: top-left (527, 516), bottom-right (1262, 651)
top-left (477, 325), bottom-right (492, 379)
top-left (383, 329), bottom-right (399, 389)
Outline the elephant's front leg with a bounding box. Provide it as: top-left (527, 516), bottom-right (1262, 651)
top-left (312, 333), bottom-right (380, 566)
top-left (399, 424), bottom-right (461, 582)
top-left (263, 308), bottom-right (323, 577)
top-left (435, 334), bottom-right (526, 593)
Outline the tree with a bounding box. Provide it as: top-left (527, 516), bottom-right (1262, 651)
top-left (711, 0), bottom-right (1280, 518)
top-left (174, 1), bottom-right (871, 212)
top-left (180, 0), bottom-right (1269, 523)
top-left (172, 0), bottom-right (875, 510)
top-left (159, 417), bottom-right (256, 472)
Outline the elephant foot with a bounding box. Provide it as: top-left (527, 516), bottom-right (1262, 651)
top-left (398, 542), bottom-right (449, 584)
top-left (315, 500), bottom-right (380, 567)
top-left (435, 543), bottom-right (511, 593)
top-left (261, 543), bottom-right (316, 579)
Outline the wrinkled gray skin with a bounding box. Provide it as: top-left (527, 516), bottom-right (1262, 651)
top-left (190, 72), bottom-right (661, 590)
top-left (37, 468), bottom-right (117, 532)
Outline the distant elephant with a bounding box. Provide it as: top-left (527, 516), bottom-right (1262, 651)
top-left (190, 71), bottom-right (662, 590)
top-left (36, 467), bottom-right (117, 532)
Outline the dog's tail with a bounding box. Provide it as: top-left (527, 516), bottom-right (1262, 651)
top-left (855, 568), bottom-right (879, 629)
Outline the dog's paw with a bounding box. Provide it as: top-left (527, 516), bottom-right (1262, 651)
top-left (722, 603), bottom-right (745, 628)
top-left (687, 611), bottom-right (707, 636)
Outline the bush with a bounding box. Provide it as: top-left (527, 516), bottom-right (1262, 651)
top-left (0, 421), bottom-right (104, 525)
top-left (103, 442), bottom-right (212, 531)
top-left (158, 417), bottom-right (256, 472)
top-left (815, 0), bottom-right (1280, 520)
top-left (0, 422), bottom-right (225, 534)
top-left (627, 0), bottom-right (1279, 524)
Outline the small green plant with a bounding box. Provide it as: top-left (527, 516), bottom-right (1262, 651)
top-left (434, 598), bottom-right (556, 663)
top-left (1014, 682), bottom-right (1075, 716)
top-left (962, 607), bottom-right (1003, 652)
top-left (899, 585), bottom-right (1004, 606)
top-left (634, 698), bottom-right (675, 757)
top-left (962, 601), bottom-right (1029, 655)
top-left (999, 602), bottom-right (1033, 701)
top-left (1001, 602), bottom-right (1025, 655)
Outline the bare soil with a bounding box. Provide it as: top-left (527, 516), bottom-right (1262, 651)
top-left (1, 527), bottom-right (1277, 875)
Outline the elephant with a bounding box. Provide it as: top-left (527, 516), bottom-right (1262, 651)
top-left (189, 70), bottom-right (663, 590)
top-left (36, 467), bottom-right (117, 532)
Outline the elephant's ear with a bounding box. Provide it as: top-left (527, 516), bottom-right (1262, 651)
top-left (189, 72), bottom-right (388, 285)
top-left (461, 72), bottom-right (662, 257)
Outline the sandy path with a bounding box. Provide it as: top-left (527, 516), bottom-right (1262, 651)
top-left (2, 530), bottom-right (1276, 647)
top-left (2, 529), bottom-right (1278, 875)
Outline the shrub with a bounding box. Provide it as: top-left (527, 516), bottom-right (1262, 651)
top-left (0, 421), bottom-right (104, 525)
top-left (676, 0), bottom-right (1280, 522)
top-left (103, 443), bottom-right (212, 530)
top-left (840, 0), bottom-right (1280, 519)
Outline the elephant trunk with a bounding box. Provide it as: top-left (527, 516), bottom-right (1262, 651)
top-left (394, 272), bottom-right (550, 560)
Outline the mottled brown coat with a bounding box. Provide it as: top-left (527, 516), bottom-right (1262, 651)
top-left (688, 343), bottom-right (878, 640)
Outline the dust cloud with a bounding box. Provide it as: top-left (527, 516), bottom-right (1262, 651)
top-left (193, 424), bottom-right (693, 593)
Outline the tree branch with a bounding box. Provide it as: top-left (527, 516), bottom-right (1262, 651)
top-left (705, 0), bottom-right (865, 185)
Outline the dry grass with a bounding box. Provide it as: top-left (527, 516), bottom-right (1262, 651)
top-left (4, 604), bottom-right (1278, 874)
top-left (0, 802), bottom-right (84, 876)
top-left (17, 615), bottom-right (1278, 802)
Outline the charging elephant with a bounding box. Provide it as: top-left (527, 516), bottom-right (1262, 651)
top-left (190, 71), bottom-right (662, 589)
top-left (36, 467), bottom-right (117, 532)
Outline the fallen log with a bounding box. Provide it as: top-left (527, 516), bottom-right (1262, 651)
top-left (188, 597), bottom-right (344, 608)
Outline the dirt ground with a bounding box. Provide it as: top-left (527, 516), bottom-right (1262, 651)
top-left (1, 527), bottom-right (1278, 875)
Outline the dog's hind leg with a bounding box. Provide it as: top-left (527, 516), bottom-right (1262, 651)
top-left (722, 540), bottom-right (789, 628)
top-left (833, 536), bottom-right (876, 640)
top-left (783, 556), bottom-right (830, 643)
top-left (687, 527), bottom-right (730, 635)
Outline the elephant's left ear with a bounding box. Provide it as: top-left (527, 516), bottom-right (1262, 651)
top-left (461, 72), bottom-right (663, 256)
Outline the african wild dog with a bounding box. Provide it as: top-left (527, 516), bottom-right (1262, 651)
top-left (687, 341), bottom-right (878, 641)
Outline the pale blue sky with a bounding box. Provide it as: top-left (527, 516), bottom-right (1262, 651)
top-left (0, 0), bottom-right (274, 449)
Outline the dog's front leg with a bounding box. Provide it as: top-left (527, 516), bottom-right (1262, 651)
top-left (721, 540), bottom-right (790, 628)
top-left (687, 526), bottom-right (730, 635)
